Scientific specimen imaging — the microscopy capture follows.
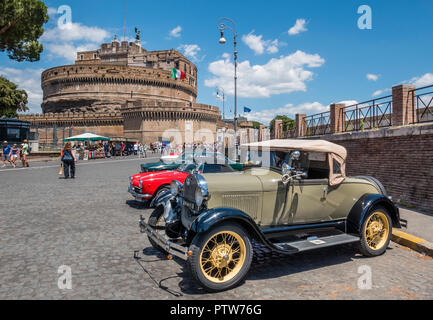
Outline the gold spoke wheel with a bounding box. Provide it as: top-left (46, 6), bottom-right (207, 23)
top-left (364, 211), bottom-right (390, 250)
top-left (199, 231), bottom-right (246, 284)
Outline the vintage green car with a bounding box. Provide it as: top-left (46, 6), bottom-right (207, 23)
top-left (139, 139), bottom-right (405, 292)
top-left (140, 152), bottom-right (243, 172)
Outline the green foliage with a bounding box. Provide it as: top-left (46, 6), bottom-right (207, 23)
top-left (0, 76), bottom-right (28, 117)
top-left (251, 121), bottom-right (262, 129)
top-left (0, 0), bottom-right (49, 62)
top-left (270, 115), bottom-right (296, 134)
top-left (360, 119), bottom-right (365, 131)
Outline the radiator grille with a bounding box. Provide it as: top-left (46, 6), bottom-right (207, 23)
top-left (222, 194), bottom-right (259, 219)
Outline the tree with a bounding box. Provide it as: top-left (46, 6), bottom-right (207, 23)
top-left (0, 0), bottom-right (49, 62)
top-left (270, 115), bottom-right (296, 134)
top-left (251, 121), bottom-right (262, 129)
top-left (0, 76), bottom-right (28, 117)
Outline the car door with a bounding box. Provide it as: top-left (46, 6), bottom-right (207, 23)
top-left (286, 179), bottom-right (330, 224)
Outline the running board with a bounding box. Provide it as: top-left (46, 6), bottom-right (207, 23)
top-left (274, 233), bottom-right (360, 252)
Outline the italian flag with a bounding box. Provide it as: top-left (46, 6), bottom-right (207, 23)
top-left (171, 68), bottom-right (186, 80)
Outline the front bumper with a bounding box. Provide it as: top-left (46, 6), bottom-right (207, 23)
top-left (128, 185), bottom-right (152, 202)
top-left (139, 216), bottom-right (190, 261)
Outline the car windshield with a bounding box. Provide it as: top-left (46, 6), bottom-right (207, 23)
top-left (177, 163), bottom-right (196, 173)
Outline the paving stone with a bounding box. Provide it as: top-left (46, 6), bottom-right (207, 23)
top-left (0, 157), bottom-right (432, 299)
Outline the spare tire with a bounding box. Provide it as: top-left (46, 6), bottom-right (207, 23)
top-left (353, 176), bottom-right (387, 196)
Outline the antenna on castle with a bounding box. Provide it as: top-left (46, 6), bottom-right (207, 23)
top-left (123, 0), bottom-right (127, 41)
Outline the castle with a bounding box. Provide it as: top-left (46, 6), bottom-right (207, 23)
top-left (20, 35), bottom-right (228, 145)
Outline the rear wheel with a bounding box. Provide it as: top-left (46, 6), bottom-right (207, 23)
top-left (147, 206), bottom-right (167, 254)
top-left (358, 206), bottom-right (391, 257)
top-left (187, 222), bottom-right (253, 292)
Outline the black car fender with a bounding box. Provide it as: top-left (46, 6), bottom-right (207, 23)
top-left (347, 193), bottom-right (401, 234)
top-left (149, 189), bottom-right (173, 208)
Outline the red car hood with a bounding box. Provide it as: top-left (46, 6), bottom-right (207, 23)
top-left (131, 170), bottom-right (186, 187)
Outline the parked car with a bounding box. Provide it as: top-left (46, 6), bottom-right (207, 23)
top-left (140, 152), bottom-right (243, 172)
top-left (139, 139), bottom-right (406, 292)
top-left (160, 152), bottom-right (181, 163)
top-left (129, 159), bottom-right (235, 203)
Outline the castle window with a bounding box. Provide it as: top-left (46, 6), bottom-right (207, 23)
top-left (80, 54), bottom-right (84, 60)
top-left (93, 53), bottom-right (97, 59)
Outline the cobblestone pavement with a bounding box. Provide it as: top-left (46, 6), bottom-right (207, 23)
top-left (0, 157), bottom-right (432, 300)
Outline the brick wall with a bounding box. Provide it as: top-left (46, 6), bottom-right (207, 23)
top-left (318, 124), bottom-right (433, 212)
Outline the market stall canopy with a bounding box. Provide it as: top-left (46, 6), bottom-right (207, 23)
top-left (241, 139), bottom-right (347, 186)
top-left (64, 133), bottom-right (110, 142)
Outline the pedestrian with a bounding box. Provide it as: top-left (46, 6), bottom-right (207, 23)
top-left (120, 142), bottom-right (125, 157)
top-left (2, 141), bottom-right (11, 168)
top-left (21, 139), bottom-right (30, 167)
top-left (143, 143), bottom-right (148, 158)
top-left (134, 142), bottom-right (138, 155)
top-left (61, 142), bottom-right (76, 179)
top-left (9, 144), bottom-right (19, 168)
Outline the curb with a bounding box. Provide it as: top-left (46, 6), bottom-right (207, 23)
top-left (392, 229), bottom-right (433, 257)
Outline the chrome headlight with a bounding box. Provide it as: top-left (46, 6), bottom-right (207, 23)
top-left (139, 179), bottom-right (143, 189)
top-left (129, 176), bottom-right (133, 184)
top-left (195, 187), bottom-right (204, 207)
top-left (170, 180), bottom-right (182, 196)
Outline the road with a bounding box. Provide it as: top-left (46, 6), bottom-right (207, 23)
top-left (0, 156), bottom-right (432, 300)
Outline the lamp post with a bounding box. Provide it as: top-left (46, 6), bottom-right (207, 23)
top-left (217, 17), bottom-right (238, 159)
top-left (216, 87), bottom-right (225, 120)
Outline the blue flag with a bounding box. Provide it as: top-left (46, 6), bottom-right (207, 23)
top-left (244, 107), bottom-right (252, 113)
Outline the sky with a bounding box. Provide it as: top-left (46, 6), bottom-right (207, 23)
top-left (1, 0), bottom-right (433, 125)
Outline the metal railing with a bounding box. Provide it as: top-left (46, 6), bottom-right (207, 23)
top-left (304, 111), bottom-right (331, 136)
top-left (341, 96), bottom-right (393, 132)
top-left (410, 85), bottom-right (433, 124)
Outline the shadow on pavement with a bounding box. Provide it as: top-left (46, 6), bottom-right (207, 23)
top-left (134, 242), bottom-right (375, 296)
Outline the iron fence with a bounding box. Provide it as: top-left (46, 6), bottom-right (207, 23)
top-left (304, 111), bottom-right (331, 136)
top-left (410, 85), bottom-right (433, 124)
top-left (341, 96), bottom-right (393, 132)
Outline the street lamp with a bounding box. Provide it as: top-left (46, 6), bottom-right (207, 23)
top-left (216, 87), bottom-right (225, 120)
top-left (217, 17), bottom-right (238, 158)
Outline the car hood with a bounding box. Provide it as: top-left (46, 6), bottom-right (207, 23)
top-left (132, 170), bottom-right (186, 186)
top-left (203, 171), bottom-right (263, 194)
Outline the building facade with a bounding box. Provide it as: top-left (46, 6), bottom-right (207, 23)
top-left (20, 36), bottom-right (222, 145)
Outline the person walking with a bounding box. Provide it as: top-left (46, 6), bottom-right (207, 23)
top-left (61, 142), bottom-right (76, 179)
top-left (21, 139), bottom-right (30, 167)
top-left (9, 144), bottom-right (19, 168)
top-left (143, 143), bottom-right (148, 158)
top-left (2, 141), bottom-right (11, 168)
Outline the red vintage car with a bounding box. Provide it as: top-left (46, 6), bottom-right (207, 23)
top-left (128, 162), bottom-right (234, 203)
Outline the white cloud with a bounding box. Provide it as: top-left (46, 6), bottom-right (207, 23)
top-left (42, 23), bottom-right (109, 43)
top-left (169, 26), bottom-right (182, 38)
top-left (241, 31), bottom-right (281, 55)
top-left (47, 7), bottom-right (58, 15)
top-left (41, 22), bottom-right (110, 62)
top-left (366, 73), bottom-right (379, 81)
top-left (372, 88), bottom-right (391, 97)
top-left (409, 73), bottom-right (433, 88)
top-left (205, 50), bottom-right (325, 98)
top-left (247, 102), bottom-right (327, 124)
top-left (288, 19), bottom-right (308, 35)
top-left (246, 100), bottom-right (359, 125)
top-left (0, 67), bottom-right (44, 113)
top-left (177, 44), bottom-right (203, 62)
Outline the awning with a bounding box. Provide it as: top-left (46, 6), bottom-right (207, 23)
top-left (64, 133), bottom-right (110, 142)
